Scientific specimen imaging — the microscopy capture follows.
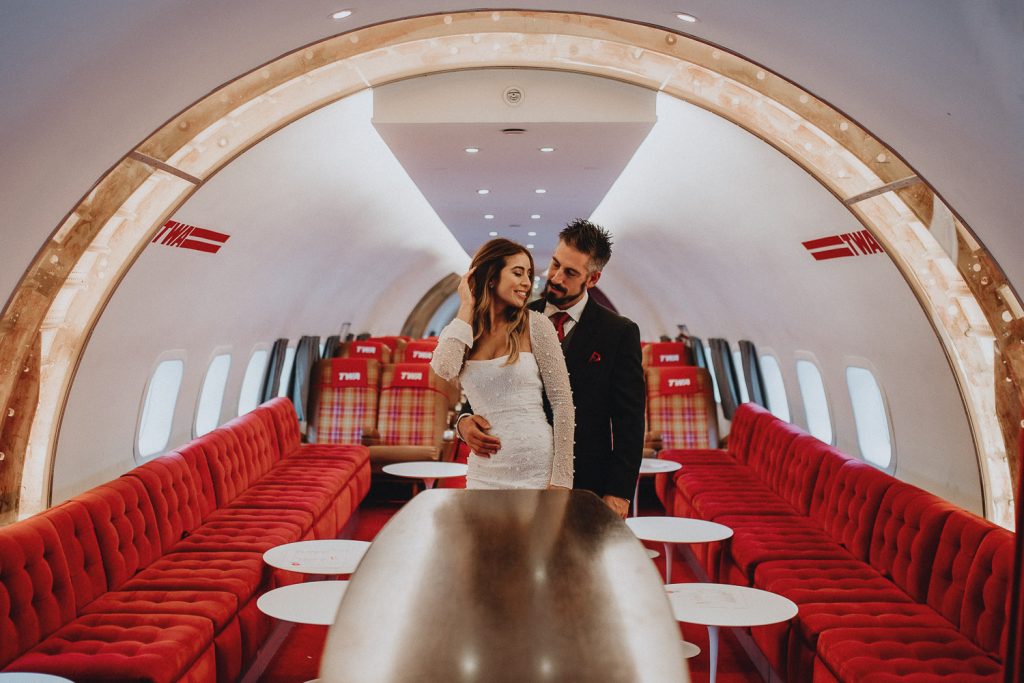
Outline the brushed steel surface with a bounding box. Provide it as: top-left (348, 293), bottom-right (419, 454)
top-left (320, 489), bottom-right (689, 682)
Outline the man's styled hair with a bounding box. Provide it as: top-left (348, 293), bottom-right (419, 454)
top-left (559, 218), bottom-right (613, 272)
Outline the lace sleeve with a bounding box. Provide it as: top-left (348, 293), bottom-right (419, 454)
top-left (430, 318), bottom-right (473, 381)
top-left (530, 310), bottom-right (575, 488)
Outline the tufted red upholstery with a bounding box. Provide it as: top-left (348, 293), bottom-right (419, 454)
top-left (815, 460), bottom-right (894, 559)
top-left (961, 528), bottom-right (1014, 657)
top-left (725, 401), bottom-right (771, 462)
top-left (78, 477), bottom-right (165, 589)
top-left (173, 440), bottom-right (219, 518)
top-left (6, 612), bottom-right (216, 683)
top-left (867, 484), bottom-right (955, 600)
top-left (125, 453), bottom-right (207, 549)
top-left (1, 398), bottom-right (368, 682)
top-left (0, 517), bottom-right (77, 668)
top-left (816, 626), bottom-right (1002, 682)
top-left (752, 431), bottom-right (824, 514)
top-left (257, 397), bottom-right (304, 457)
top-left (653, 403), bottom-right (1013, 682)
top-left (42, 500), bottom-right (109, 612)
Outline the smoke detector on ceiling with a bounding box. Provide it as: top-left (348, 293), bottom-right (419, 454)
top-left (503, 86), bottom-right (524, 106)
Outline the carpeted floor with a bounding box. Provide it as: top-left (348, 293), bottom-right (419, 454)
top-left (257, 479), bottom-right (764, 683)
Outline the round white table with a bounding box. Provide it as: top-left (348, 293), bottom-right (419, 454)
top-left (679, 640), bottom-right (701, 659)
top-left (665, 582), bottom-right (798, 683)
top-left (257, 580), bottom-right (349, 625)
top-left (625, 516), bottom-right (733, 583)
top-left (382, 461), bottom-right (468, 490)
top-left (0, 676), bottom-right (75, 682)
top-left (263, 539), bottom-right (370, 576)
top-left (633, 458), bottom-right (682, 516)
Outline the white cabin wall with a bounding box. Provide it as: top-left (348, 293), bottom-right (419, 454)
top-left (593, 96), bottom-right (982, 513)
top-left (53, 92), bottom-right (468, 503)
top-left (0, 2), bottom-right (1016, 515)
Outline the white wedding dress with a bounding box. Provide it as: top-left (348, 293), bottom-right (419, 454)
top-left (431, 310), bottom-right (574, 489)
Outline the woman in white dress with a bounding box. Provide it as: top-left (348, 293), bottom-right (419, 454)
top-left (431, 239), bottom-right (574, 490)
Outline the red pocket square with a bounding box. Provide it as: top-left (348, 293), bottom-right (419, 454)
top-left (589, 352), bottom-right (602, 363)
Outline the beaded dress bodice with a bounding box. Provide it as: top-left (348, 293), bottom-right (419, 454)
top-left (430, 311), bottom-right (574, 489)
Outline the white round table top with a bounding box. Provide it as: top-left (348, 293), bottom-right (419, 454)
top-left (679, 640), bottom-right (702, 659)
top-left (0, 675), bottom-right (75, 682)
top-left (639, 458), bottom-right (683, 475)
top-left (626, 516), bottom-right (733, 544)
top-left (382, 461), bottom-right (468, 479)
top-left (257, 580), bottom-right (349, 625)
top-left (664, 583), bottom-right (798, 628)
top-left (263, 539), bottom-right (370, 574)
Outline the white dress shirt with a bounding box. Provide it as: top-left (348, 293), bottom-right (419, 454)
top-left (543, 290), bottom-right (589, 338)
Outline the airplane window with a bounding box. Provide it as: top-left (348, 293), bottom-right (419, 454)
top-left (277, 346), bottom-right (297, 398)
top-left (732, 350), bottom-right (751, 403)
top-left (195, 353), bottom-right (231, 437)
top-left (137, 358), bottom-right (185, 459)
top-left (703, 340), bottom-right (721, 404)
top-left (759, 354), bottom-right (791, 422)
top-left (796, 359), bottom-right (833, 444)
top-left (846, 366), bottom-right (893, 468)
top-left (238, 349), bottom-right (269, 416)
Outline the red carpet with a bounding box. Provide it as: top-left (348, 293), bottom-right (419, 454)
top-left (257, 479), bottom-right (764, 682)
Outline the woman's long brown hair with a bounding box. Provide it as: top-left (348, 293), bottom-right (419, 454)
top-left (468, 239), bottom-right (534, 365)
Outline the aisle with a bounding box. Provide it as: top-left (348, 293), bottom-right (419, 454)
top-left (257, 481), bottom-right (764, 683)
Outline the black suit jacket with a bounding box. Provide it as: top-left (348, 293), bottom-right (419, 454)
top-left (530, 297), bottom-right (646, 500)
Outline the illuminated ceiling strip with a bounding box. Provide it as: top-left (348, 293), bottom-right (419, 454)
top-left (843, 176), bottom-right (920, 205)
top-left (128, 151), bottom-right (202, 185)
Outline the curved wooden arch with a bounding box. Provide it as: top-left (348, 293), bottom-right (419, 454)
top-left (0, 11), bottom-right (1018, 526)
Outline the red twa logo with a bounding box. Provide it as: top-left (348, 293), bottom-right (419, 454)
top-left (152, 220), bottom-right (229, 254)
top-left (802, 230), bottom-right (884, 261)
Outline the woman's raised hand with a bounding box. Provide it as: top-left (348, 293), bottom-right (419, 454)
top-left (456, 267), bottom-right (476, 323)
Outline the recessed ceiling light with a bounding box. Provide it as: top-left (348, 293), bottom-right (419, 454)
top-left (527, 231), bottom-right (537, 236)
top-left (465, 147), bottom-right (479, 154)
top-left (488, 231), bottom-right (498, 236)
top-left (534, 189), bottom-right (546, 194)
top-left (526, 244), bottom-right (535, 249)
top-left (676, 12), bottom-right (698, 23)
top-left (477, 189), bottom-right (490, 195)
top-left (539, 147), bottom-right (555, 153)
top-left (484, 214), bottom-right (494, 220)
top-left (531, 214), bottom-right (540, 219)
top-left (331, 9), bottom-right (353, 20)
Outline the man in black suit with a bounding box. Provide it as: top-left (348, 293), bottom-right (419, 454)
top-left (458, 220), bottom-right (646, 518)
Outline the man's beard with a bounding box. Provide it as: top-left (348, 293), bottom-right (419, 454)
top-left (543, 281), bottom-right (585, 307)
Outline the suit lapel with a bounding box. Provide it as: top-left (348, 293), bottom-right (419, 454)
top-left (564, 298), bottom-right (599, 371)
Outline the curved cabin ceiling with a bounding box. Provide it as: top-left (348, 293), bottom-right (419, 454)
top-left (0, 4), bottom-right (1021, 527)
top-left (55, 77), bottom-right (978, 517)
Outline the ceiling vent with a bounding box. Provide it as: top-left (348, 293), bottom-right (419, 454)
top-left (503, 86), bottom-right (524, 106)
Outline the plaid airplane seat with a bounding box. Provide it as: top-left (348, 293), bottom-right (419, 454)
top-left (310, 357), bottom-right (380, 444)
top-left (376, 363), bottom-right (450, 448)
top-left (645, 365), bottom-right (718, 450)
top-left (642, 341), bottom-right (691, 368)
top-left (341, 339), bottom-right (392, 365)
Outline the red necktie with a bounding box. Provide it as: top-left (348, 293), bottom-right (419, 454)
top-left (550, 312), bottom-right (570, 342)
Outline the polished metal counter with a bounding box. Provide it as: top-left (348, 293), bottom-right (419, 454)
top-left (320, 489), bottom-right (689, 682)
